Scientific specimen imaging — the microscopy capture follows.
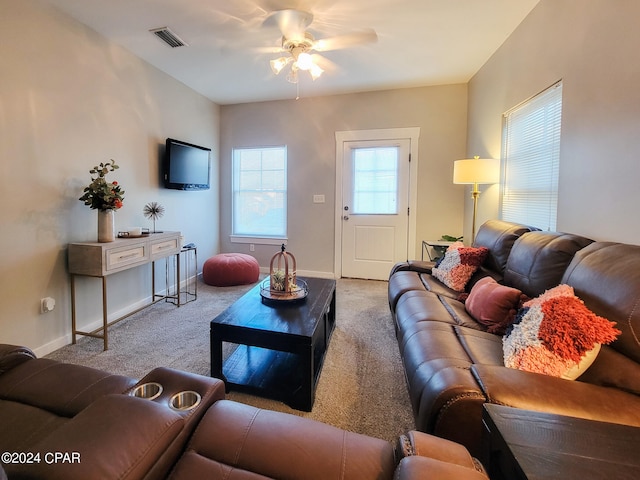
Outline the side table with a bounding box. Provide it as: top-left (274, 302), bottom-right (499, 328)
top-left (421, 240), bottom-right (455, 261)
top-left (482, 403), bottom-right (640, 479)
top-left (165, 245), bottom-right (197, 306)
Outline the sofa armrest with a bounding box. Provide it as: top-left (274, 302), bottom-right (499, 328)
top-left (6, 394), bottom-right (185, 480)
top-left (400, 431), bottom-right (481, 468)
top-left (130, 367), bottom-right (226, 480)
top-left (0, 344), bottom-right (36, 375)
top-left (390, 260), bottom-right (435, 276)
top-left (472, 364), bottom-right (640, 426)
top-left (397, 431), bottom-right (488, 479)
top-left (395, 456), bottom-right (489, 480)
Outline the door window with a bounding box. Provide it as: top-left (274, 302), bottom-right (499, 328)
top-left (352, 147), bottom-right (399, 215)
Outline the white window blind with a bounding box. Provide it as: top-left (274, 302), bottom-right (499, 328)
top-left (501, 81), bottom-right (563, 231)
top-left (232, 146), bottom-right (287, 238)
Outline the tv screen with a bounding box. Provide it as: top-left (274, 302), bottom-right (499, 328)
top-left (164, 138), bottom-right (211, 190)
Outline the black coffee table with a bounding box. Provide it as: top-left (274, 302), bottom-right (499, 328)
top-left (210, 277), bottom-right (336, 411)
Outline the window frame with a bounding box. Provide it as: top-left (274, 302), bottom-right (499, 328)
top-left (230, 145), bottom-right (288, 244)
top-left (500, 81), bottom-right (563, 231)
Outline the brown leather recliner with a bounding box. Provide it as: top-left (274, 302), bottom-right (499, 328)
top-left (1, 344), bottom-right (488, 479)
top-left (167, 399), bottom-right (488, 480)
top-left (0, 344), bottom-right (225, 480)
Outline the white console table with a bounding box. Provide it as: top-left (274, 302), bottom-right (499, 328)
top-left (68, 231), bottom-right (182, 350)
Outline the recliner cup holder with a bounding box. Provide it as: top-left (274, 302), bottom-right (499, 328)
top-left (130, 382), bottom-right (163, 401)
top-left (169, 391), bottom-right (201, 411)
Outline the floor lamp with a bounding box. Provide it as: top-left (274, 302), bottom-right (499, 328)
top-left (453, 156), bottom-right (500, 242)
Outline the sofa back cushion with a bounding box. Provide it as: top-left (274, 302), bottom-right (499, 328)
top-left (472, 220), bottom-right (536, 276)
top-left (562, 242), bottom-right (640, 368)
top-left (0, 358), bottom-right (136, 417)
top-left (503, 231), bottom-right (593, 298)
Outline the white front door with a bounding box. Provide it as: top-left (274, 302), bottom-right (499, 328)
top-left (340, 139), bottom-right (410, 280)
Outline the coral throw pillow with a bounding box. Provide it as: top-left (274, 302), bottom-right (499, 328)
top-left (465, 277), bottom-right (526, 335)
top-left (503, 284), bottom-right (621, 380)
top-left (432, 242), bottom-right (489, 292)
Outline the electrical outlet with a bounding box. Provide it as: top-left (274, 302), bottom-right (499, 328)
top-left (313, 194), bottom-right (325, 203)
top-left (41, 297), bottom-right (55, 313)
top-left (250, 244), bottom-right (255, 252)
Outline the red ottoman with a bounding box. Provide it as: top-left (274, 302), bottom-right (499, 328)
top-left (203, 253), bottom-right (260, 287)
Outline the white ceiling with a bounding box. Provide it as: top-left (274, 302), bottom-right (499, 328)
top-left (43, 0), bottom-right (540, 105)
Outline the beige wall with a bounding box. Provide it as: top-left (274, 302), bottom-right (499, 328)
top-left (0, 0), bottom-right (220, 355)
top-left (467, 0), bottom-right (640, 243)
top-left (220, 85), bottom-right (468, 275)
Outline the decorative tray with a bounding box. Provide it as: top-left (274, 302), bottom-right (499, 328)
top-left (117, 229), bottom-right (150, 238)
top-left (259, 278), bottom-right (308, 304)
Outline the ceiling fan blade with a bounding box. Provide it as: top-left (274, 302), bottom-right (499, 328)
top-left (263, 9), bottom-right (313, 41)
top-left (252, 44), bottom-right (284, 54)
top-left (310, 54), bottom-right (338, 73)
top-left (313, 29), bottom-right (378, 52)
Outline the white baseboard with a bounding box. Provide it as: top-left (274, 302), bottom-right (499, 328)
top-left (34, 274), bottom-right (200, 358)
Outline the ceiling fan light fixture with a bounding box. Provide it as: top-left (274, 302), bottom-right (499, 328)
top-left (286, 67), bottom-right (299, 84)
top-left (270, 56), bottom-right (291, 75)
top-left (296, 52), bottom-right (313, 71)
top-left (309, 64), bottom-right (324, 80)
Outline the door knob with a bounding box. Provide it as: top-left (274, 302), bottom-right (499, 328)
top-left (343, 215), bottom-right (349, 221)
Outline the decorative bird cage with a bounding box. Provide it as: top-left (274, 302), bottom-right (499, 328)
top-left (261, 244), bottom-right (307, 303)
top-left (270, 244), bottom-right (297, 293)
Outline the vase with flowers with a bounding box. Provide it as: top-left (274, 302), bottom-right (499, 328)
top-left (79, 160), bottom-right (125, 242)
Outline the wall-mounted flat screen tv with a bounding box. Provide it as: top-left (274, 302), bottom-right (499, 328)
top-left (164, 138), bottom-right (211, 190)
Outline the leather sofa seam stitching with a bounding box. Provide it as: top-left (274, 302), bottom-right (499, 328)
top-left (234, 408), bottom-right (260, 464)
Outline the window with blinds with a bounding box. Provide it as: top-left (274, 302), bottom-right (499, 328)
top-left (500, 81), bottom-right (563, 231)
top-left (232, 146), bottom-right (287, 238)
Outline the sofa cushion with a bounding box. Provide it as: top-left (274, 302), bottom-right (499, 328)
top-left (503, 285), bottom-right (621, 380)
top-left (472, 219), bottom-right (536, 275)
top-left (577, 345), bottom-right (640, 396)
top-left (432, 243), bottom-right (488, 292)
top-left (0, 400), bottom-right (69, 452)
top-left (169, 400), bottom-right (396, 480)
top-left (0, 358), bottom-right (137, 417)
top-left (503, 231), bottom-right (593, 298)
top-left (455, 326), bottom-right (504, 366)
top-left (562, 242), bottom-right (640, 365)
top-left (465, 277), bottom-right (525, 335)
top-left (7, 394), bottom-right (185, 480)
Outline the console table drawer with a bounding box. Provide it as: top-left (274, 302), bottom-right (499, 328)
top-left (68, 231), bottom-right (181, 277)
top-left (151, 238), bottom-right (180, 258)
top-left (106, 245), bottom-right (147, 271)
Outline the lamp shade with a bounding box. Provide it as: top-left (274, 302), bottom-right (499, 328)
top-left (453, 157), bottom-right (500, 185)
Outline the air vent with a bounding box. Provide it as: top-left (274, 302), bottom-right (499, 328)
top-left (150, 27), bottom-right (188, 48)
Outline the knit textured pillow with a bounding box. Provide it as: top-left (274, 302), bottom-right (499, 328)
top-left (503, 284), bottom-right (621, 380)
top-left (432, 242), bottom-right (489, 292)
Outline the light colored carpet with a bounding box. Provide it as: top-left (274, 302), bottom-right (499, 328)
top-left (46, 277), bottom-right (415, 442)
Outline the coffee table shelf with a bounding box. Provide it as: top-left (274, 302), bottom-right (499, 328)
top-left (223, 346), bottom-right (301, 398)
top-left (210, 277), bottom-right (336, 411)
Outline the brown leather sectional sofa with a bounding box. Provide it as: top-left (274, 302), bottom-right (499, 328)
top-left (0, 343), bottom-right (488, 479)
top-left (388, 220), bottom-right (640, 457)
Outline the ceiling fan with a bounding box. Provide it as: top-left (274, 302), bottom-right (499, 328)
top-left (263, 9), bottom-right (378, 84)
